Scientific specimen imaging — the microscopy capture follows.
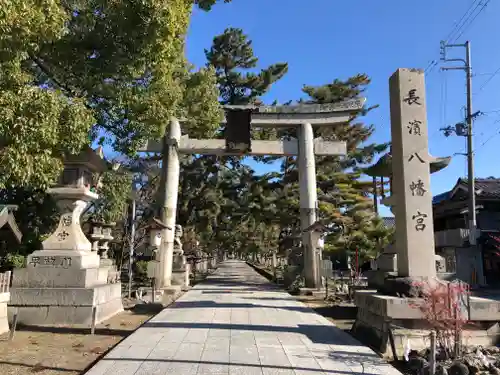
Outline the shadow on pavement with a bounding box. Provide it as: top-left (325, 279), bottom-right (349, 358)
top-left (312, 305), bottom-right (358, 320)
top-left (143, 321), bottom-right (363, 347)
top-left (99, 357), bottom-right (363, 374)
top-left (169, 300), bottom-right (313, 313)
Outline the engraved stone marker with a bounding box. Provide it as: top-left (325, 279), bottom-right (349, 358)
top-left (389, 68), bottom-right (436, 279)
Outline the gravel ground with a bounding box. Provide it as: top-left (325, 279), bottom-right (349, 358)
top-left (0, 303), bottom-right (158, 375)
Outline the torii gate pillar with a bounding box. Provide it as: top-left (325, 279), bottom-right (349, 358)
top-left (157, 118), bottom-right (181, 288)
top-left (298, 123), bottom-right (320, 287)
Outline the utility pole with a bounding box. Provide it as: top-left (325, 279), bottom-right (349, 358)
top-left (440, 40), bottom-right (478, 246)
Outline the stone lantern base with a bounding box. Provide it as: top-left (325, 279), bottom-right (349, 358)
top-left (9, 187), bottom-right (123, 326)
top-left (352, 290), bottom-right (500, 358)
top-left (9, 250), bottom-right (123, 326)
top-left (171, 252), bottom-right (190, 288)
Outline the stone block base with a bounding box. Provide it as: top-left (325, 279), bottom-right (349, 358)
top-left (298, 288), bottom-right (326, 297)
top-left (0, 293), bottom-right (10, 334)
top-left (163, 285), bottom-right (182, 296)
top-left (352, 291), bottom-right (500, 357)
top-left (9, 283), bottom-right (123, 325)
top-left (171, 269), bottom-right (188, 287)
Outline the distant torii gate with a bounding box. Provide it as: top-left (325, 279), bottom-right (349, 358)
top-left (140, 99), bottom-right (365, 289)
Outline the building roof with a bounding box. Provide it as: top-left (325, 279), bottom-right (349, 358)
top-left (432, 191), bottom-right (452, 205)
top-left (456, 177), bottom-right (500, 199)
top-left (447, 177), bottom-right (500, 201)
top-left (0, 205), bottom-right (22, 243)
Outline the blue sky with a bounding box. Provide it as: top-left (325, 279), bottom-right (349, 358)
top-left (186, 0), bottom-right (500, 217)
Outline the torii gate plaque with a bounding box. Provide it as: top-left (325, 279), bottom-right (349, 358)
top-left (140, 99), bottom-right (365, 289)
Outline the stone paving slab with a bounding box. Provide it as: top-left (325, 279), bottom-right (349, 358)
top-left (84, 261), bottom-right (402, 375)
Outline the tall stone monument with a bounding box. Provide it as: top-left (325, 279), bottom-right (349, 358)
top-left (352, 68), bottom-right (443, 352)
top-left (390, 68), bottom-right (436, 281)
top-left (9, 147), bottom-right (124, 325)
top-left (353, 69), bottom-right (500, 356)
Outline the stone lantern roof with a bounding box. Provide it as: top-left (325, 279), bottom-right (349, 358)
top-left (364, 153), bottom-right (452, 178)
top-left (63, 145), bottom-right (110, 174)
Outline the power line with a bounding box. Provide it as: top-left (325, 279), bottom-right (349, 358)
top-left (482, 109), bottom-right (500, 114)
top-left (451, 0), bottom-right (490, 42)
top-left (477, 65), bottom-right (500, 93)
top-left (425, 60), bottom-right (438, 74)
top-left (455, 117), bottom-right (500, 155)
top-left (426, 1), bottom-right (488, 76)
top-left (474, 119), bottom-right (500, 155)
top-left (445, 0), bottom-right (482, 42)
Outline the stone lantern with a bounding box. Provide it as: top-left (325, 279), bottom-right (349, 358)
top-left (148, 218), bottom-right (170, 252)
top-left (40, 146), bottom-right (107, 257)
top-left (146, 218), bottom-right (170, 280)
top-left (301, 222), bottom-right (331, 290)
top-left (98, 222), bottom-right (115, 262)
top-left (10, 146), bottom-right (124, 326)
top-left (89, 223), bottom-right (104, 252)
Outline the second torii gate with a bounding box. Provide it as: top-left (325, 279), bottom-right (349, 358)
top-left (140, 99), bottom-right (365, 289)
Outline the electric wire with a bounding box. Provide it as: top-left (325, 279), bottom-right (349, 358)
top-left (451, 0), bottom-right (491, 42)
top-left (474, 119), bottom-right (500, 156)
top-left (445, 0), bottom-right (482, 42)
top-left (426, 0), bottom-right (487, 75)
top-left (477, 65), bottom-right (500, 93)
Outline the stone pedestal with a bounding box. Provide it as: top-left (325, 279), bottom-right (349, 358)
top-left (353, 290), bottom-right (500, 357)
top-left (171, 253), bottom-right (189, 288)
top-left (9, 188), bottom-right (123, 326)
top-left (10, 250), bottom-right (123, 325)
top-left (0, 291), bottom-right (10, 334)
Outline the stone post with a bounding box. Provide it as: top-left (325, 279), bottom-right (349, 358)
top-left (185, 263), bottom-right (190, 287)
top-left (298, 123), bottom-right (319, 288)
top-left (390, 68), bottom-right (436, 279)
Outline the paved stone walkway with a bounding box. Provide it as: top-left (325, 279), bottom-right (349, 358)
top-left (85, 261), bottom-right (402, 375)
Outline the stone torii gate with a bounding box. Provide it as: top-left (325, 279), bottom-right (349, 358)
top-left (140, 99), bottom-right (365, 289)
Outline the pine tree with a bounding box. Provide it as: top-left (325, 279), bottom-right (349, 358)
top-left (277, 75), bottom-right (392, 263)
top-left (173, 28), bottom-right (289, 256)
top-left (205, 27), bottom-right (288, 105)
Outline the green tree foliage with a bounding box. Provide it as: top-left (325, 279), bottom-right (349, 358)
top-left (91, 168), bottom-right (133, 224)
top-left (0, 0), bottom-right (224, 189)
top-left (0, 0), bottom-right (230, 261)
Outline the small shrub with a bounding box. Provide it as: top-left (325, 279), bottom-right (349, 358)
top-left (4, 253), bottom-right (26, 269)
top-left (134, 260), bottom-right (149, 281)
top-left (409, 279), bottom-right (470, 358)
top-left (288, 274), bottom-right (305, 294)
